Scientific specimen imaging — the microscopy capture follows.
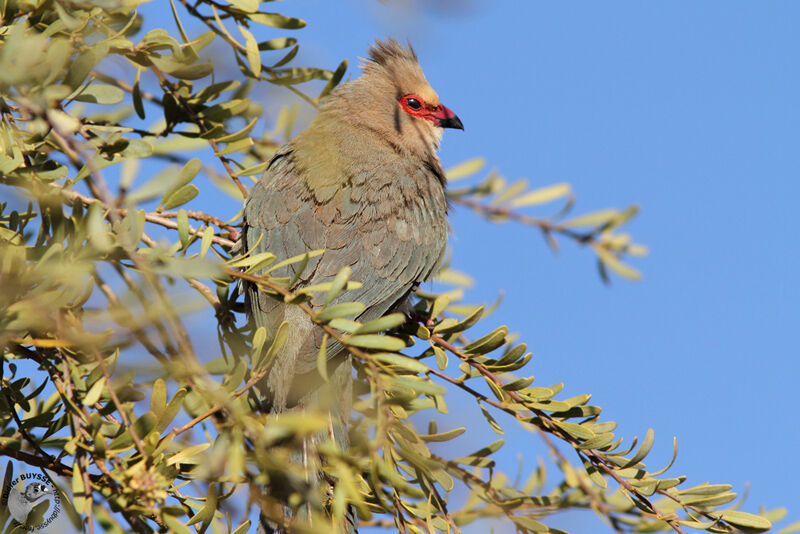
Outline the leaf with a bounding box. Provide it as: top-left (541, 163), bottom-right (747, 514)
top-left (162, 515), bottom-right (194, 534)
top-left (554, 420), bottom-right (596, 441)
top-left (200, 226), bottom-right (213, 257)
top-left (251, 326), bottom-right (267, 359)
top-left (316, 302), bottom-right (365, 322)
top-left (373, 353), bottom-right (428, 373)
top-left (151, 378), bottom-right (167, 413)
top-left (510, 182), bottom-right (571, 207)
top-left (161, 183), bottom-right (198, 209)
top-left (621, 427), bottom-right (654, 467)
top-left (354, 313), bottom-right (406, 334)
top-left (258, 38), bottom-right (297, 51)
top-left (419, 427), bottom-right (465, 443)
top-left (82, 378), bottom-right (105, 406)
top-left (480, 403), bottom-right (503, 435)
top-left (177, 209), bottom-right (189, 248)
top-left (434, 305), bottom-right (484, 335)
top-left (595, 246), bottom-right (642, 281)
top-left (249, 12), bottom-right (306, 29)
top-left (344, 334), bottom-right (406, 351)
top-left (74, 83), bottom-right (124, 104)
top-left (239, 25), bottom-right (261, 78)
top-left (186, 483), bottom-right (217, 527)
top-left (257, 321), bottom-right (288, 370)
top-left (445, 157), bottom-right (485, 182)
top-left (433, 346), bottom-right (447, 370)
top-left (679, 483), bottom-right (733, 496)
top-left (265, 249), bottom-right (324, 274)
top-left (233, 161), bottom-right (270, 177)
top-left (150, 56), bottom-right (213, 80)
top-left (317, 334), bottom-right (329, 383)
top-left (463, 326), bottom-right (507, 355)
top-left (714, 511), bottom-right (772, 532)
top-left (214, 137), bottom-right (253, 156)
top-left (562, 208), bottom-right (618, 228)
top-left (510, 515), bottom-right (549, 532)
top-left (386, 376), bottom-right (446, 396)
top-left (166, 443), bottom-right (211, 466)
top-left (318, 59), bottom-right (348, 100)
top-left (216, 117), bottom-right (258, 143)
top-left (324, 265), bottom-right (351, 305)
top-left (430, 294), bottom-right (449, 318)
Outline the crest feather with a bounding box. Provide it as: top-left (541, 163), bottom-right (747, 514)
top-left (365, 38), bottom-right (418, 67)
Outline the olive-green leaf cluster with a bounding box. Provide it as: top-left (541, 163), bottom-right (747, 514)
top-left (0, 2), bottom-right (786, 534)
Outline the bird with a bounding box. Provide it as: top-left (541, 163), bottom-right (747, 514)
top-left (7, 482), bottom-right (53, 527)
top-left (241, 38), bottom-right (462, 532)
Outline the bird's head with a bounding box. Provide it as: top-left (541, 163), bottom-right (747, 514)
top-left (363, 39), bottom-right (463, 134)
top-left (23, 483), bottom-right (53, 503)
top-left (316, 39), bottom-right (462, 161)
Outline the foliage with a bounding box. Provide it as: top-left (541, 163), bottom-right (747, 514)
top-left (0, 1), bottom-right (787, 533)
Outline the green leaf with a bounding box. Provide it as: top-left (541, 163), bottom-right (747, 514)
top-left (216, 117), bottom-right (258, 143)
top-left (161, 183), bottom-right (198, 210)
top-left (373, 353), bottom-right (428, 373)
top-left (166, 443), bottom-right (211, 466)
top-left (318, 59), bottom-right (348, 100)
top-left (74, 83), bottom-right (124, 104)
top-left (258, 321), bottom-right (288, 370)
top-left (562, 208), bottom-right (618, 228)
top-left (316, 302), bottom-right (365, 322)
top-left (354, 313), bottom-right (406, 334)
top-left (445, 157), bottom-right (485, 182)
top-left (480, 403), bottom-right (503, 435)
top-left (317, 334), bottom-right (329, 383)
top-left (239, 25), bottom-right (261, 78)
top-left (231, 521), bottom-right (251, 534)
top-left (229, 0), bottom-right (258, 12)
top-left (463, 326), bottom-right (507, 355)
top-left (419, 427), bottom-right (465, 443)
top-left (249, 12), bottom-right (306, 29)
top-left (510, 182), bottom-right (571, 207)
top-left (344, 334), bottom-right (405, 351)
top-left (554, 420), bottom-right (596, 441)
top-left (622, 427), bottom-right (654, 467)
top-left (252, 326), bottom-right (267, 359)
top-left (233, 161), bottom-right (270, 177)
top-left (510, 515), bottom-right (549, 532)
top-left (430, 294), bottom-right (449, 318)
top-left (214, 137), bottom-right (253, 156)
top-left (259, 38), bottom-right (297, 51)
top-left (714, 511), bottom-right (771, 532)
top-left (324, 265), bottom-right (351, 305)
top-left (434, 346), bottom-right (447, 370)
top-left (595, 246), bottom-right (642, 281)
top-left (150, 57), bottom-right (213, 80)
top-left (177, 209), bottom-right (189, 248)
top-left (82, 378), bottom-right (105, 406)
top-left (679, 483), bottom-right (733, 496)
top-left (386, 376), bottom-right (446, 396)
top-left (200, 226), bottom-right (213, 257)
top-left (151, 378), bottom-right (167, 413)
top-left (187, 483), bottom-right (217, 527)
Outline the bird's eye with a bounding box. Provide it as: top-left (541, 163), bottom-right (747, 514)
top-left (406, 98), bottom-right (422, 110)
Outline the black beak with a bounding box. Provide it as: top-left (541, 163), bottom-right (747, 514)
top-left (434, 104), bottom-right (464, 130)
top-left (439, 114), bottom-right (464, 130)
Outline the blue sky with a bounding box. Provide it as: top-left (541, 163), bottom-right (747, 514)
top-left (253, 1), bottom-right (800, 530)
top-left (13, 1), bottom-right (795, 532)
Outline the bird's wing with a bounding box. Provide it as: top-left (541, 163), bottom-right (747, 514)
top-left (243, 146), bottom-right (447, 373)
top-left (8, 487), bottom-right (28, 523)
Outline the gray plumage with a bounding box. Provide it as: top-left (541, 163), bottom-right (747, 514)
top-left (242, 38), bottom-right (462, 533)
